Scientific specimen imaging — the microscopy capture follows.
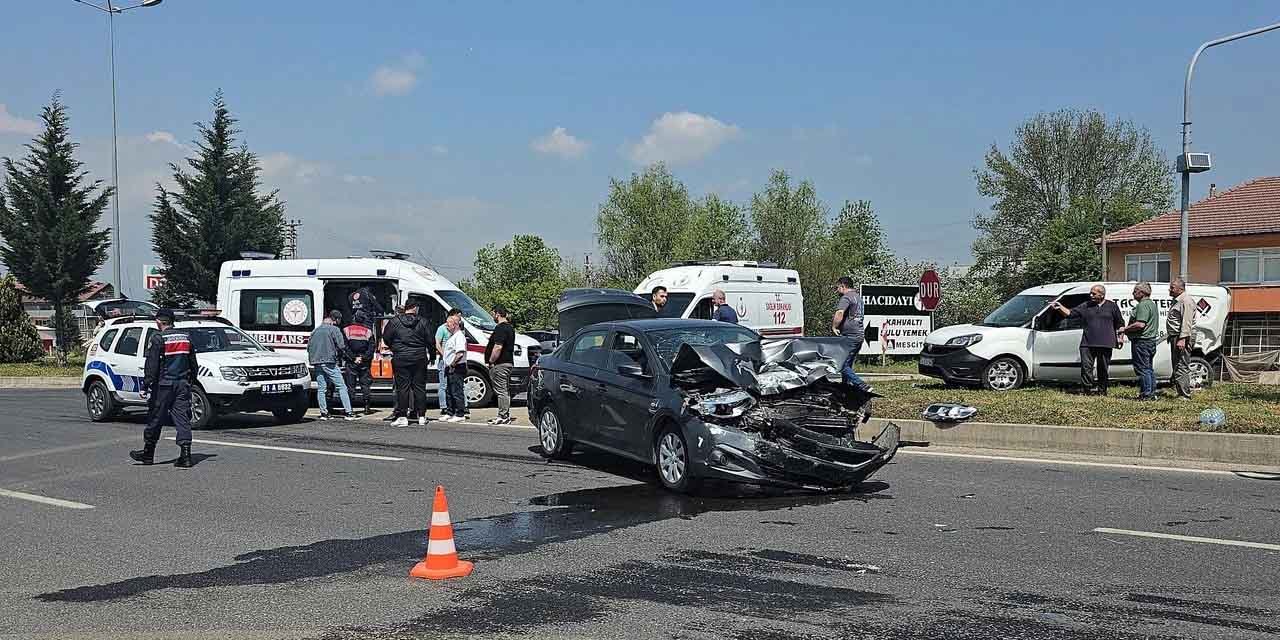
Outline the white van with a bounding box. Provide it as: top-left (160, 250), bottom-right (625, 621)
top-left (920, 281), bottom-right (1230, 391)
top-left (634, 261), bottom-right (804, 338)
top-left (215, 252), bottom-right (541, 407)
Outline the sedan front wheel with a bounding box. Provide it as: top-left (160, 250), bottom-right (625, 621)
top-left (655, 426), bottom-right (700, 494)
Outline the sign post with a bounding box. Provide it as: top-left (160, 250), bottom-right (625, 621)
top-left (861, 284), bottom-right (932, 355)
top-left (918, 269), bottom-right (942, 312)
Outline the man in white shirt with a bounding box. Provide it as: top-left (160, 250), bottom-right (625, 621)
top-left (442, 314), bottom-right (469, 422)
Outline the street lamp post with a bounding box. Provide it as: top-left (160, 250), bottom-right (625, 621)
top-left (1179, 20), bottom-right (1280, 282)
top-left (71, 0), bottom-right (164, 298)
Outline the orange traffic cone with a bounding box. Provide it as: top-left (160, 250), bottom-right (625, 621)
top-left (409, 485), bottom-right (474, 580)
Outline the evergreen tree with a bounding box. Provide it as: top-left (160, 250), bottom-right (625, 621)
top-left (0, 275), bottom-right (44, 363)
top-left (150, 92), bottom-right (285, 306)
top-left (0, 97), bottom-right (111, 361)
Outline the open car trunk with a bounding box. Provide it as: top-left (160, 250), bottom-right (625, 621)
top-left (556, 288), bottom-right (656, 340)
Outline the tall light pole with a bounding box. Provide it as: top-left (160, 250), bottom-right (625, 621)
top-left (71, 0), bottom-right (164, 298)
top-left (1179, 20), bottom-right (1280, 282)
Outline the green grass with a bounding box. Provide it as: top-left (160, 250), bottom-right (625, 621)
top-left (871, 380), bottom-right (1280, 435)
top-left (0, 360), bottom-right (84, 377)
top-left (855, 358), bottom-right (920, 375)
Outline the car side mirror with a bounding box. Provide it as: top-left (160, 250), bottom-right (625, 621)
top-left (617, 363), bottom-right (651, 379)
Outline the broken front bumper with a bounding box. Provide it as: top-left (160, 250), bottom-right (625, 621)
top-left (691, 419), bottom-right (900, 489)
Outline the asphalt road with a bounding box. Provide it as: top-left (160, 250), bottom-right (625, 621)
top-left (1, 390), bottom-right (1277, 639)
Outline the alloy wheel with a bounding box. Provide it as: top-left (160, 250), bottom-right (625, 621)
top-left (658, 432), bottom-right (686, 486)
top-left (88, 384), bottom-right (106, 418)
top-left (1189, 361), bottom-right (1210, 390)
top-left (191, 393), bottom-right (206, 426)
top-left (539, 411), bottom-right (560, 453)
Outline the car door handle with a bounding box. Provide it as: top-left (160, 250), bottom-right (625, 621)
top-left (648, 400), bottom-right (660, 414)
top-left (596, 383), bottom-right (607, 393)
top-left (558, 376), bottom-right (579, 394)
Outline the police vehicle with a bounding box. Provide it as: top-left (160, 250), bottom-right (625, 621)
top-left (82, 300), bottom-right (311, 429)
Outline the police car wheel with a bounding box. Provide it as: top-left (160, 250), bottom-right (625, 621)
top-left (272, 397), bottom-right (308, 425)
top-left (190, 386), bottom-right (215, 430)
top-left (86, 380), bottom-right (117, 422)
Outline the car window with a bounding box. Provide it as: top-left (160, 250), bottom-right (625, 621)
top-left (98, 329), bottom-right (119, 352)
top-left (569, 330), bottom-right (609, 370)
top-left (240, 290), bottom-right (314, 331)
top-left (1039, 294), bottom-right (1090, 332)
top-left (609, 332), bottom-right (650, 374)
top-left (114, 327), bottom-right (143, 356)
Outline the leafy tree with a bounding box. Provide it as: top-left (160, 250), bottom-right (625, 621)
top-left (150, 92), bottom-right (285, 306)
top-left (1020, 197), bottom-right (1149, 287)
top-left (750, 170), bottom-right (829, 271)
top-left (0, 275), bottom-right (44, 363)
top-left (802, 199), bottom-right (894, 336)
top-left (0, 98), bottom-right (111, 361)
top-left (853, 258), bottom-right (999, 331)
top-left (458, 235), bottom-right (572, 330)
top-left (595, 163), bottom-right (695, 288)
top-left (971, 109), bottom-right (1172, 297)
top-left (671, 194), bottom-right (752, 263)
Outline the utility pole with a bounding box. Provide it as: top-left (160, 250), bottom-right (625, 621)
top-left (283, 219), bottom-right (302, 259)
top-left (584, 254), bottom-right (592, 287)
top-left (1100, 200), bottom-right (1108, 280)
top-left (1179, 20), bottom-right (1280, 281)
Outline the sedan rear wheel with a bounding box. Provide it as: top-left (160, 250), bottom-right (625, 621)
top-left (538, 407), bottom-right (573, 460)
top-left (655, 426), bottom-right (700, 494)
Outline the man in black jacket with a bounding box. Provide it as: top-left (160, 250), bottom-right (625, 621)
top-left (130, 310), bottom-right (199, 468)
top-left (382, 300), bottom-right (437, 427)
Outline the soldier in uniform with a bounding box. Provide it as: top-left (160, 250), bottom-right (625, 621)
top-left (129, 309), bottom-right (198, 468)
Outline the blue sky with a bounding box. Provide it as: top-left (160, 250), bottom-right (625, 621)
top-left (2, 1), bottom-right (1278, 297)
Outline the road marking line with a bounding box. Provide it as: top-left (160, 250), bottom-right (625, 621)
top-left (165, 437), bottom-right (404, 461)
top-left (0, 488), bottom-right (95, 510)
top-left (0, 437), bottom-right (135, 463)
top-left (897, 449), bottom-right (1240, 476)
top-left (1093, 527), bottom-right (1280, 551)
top-left (457, 421), bottom-right (535, 430)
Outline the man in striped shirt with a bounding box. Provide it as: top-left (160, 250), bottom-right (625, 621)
top-left (131, 309), bottom-right (199, 468)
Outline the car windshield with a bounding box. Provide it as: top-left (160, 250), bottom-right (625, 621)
top-left (646, 325), bottom-right (760, 366)
top-left (980, 295), bottom-right (1054, 328)
top-left (640, 292), bottom-right (695, 318)
top-left (436, 290), bottom-right (497, 330)
top-left (187, 326), bottom-right (267, 352)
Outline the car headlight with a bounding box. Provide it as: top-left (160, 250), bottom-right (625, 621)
top-left (220, 366), bottom-right (248, 382)
top-left (946, 334), bottom-right (983, 348)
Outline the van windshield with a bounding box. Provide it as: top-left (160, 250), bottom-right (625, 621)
top-left (980, 295), bottom-right (1053, 328)
top-left (640, 292), bottom-right (694, 318)
top-left (436, 290), bottom-right (497, 330)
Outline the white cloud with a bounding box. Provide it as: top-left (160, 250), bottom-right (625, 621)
top-left (0, 104), bottom-right (40, 136)
top-left (144, 130), bottom-right (177, 145)
top-left (258, 152), bottom-right (328, 183)
top-left (627, 111), bottom-right (741, 166)
top-left (531, 126), bottom-right (589, 159)
top-left (431, 144), bottom-right (448, 156)
top-left (371, 52), bottom-right (425, 97)
top-left (342, 174), bottom-right (375, 185)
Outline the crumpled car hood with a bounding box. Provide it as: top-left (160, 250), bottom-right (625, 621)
top-left (670, 337), bottom-right (865, 396)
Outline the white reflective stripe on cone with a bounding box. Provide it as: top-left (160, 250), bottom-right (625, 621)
top-left (431, 511), bottom-right (451, 526)
top-left (427, 538), bottom-right (457, 556)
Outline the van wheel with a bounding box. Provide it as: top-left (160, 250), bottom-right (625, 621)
top-left (86, 380), bottom-right (118, 422)
top-left (982, 357), bottom-right (1024, 392)
top-left (1188, 356), bottom-right (1213, 390)
top-left (464, 366), bottom-right (494, 407)
top-left (191, 386), bottom-right (216, 430)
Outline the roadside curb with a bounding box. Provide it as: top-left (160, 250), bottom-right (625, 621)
top-left (0, 377), bottom-right (81, 389)
top-left (870, 417), bottom-right (1280, 467)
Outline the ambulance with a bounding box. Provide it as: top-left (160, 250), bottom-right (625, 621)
top-left (634, 261), bottom-right (805, 339)
top-left (214, 251), bottom-right (542, 407)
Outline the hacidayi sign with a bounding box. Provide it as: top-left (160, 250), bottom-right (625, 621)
top-left (861, 284), bottom-right (932, 356)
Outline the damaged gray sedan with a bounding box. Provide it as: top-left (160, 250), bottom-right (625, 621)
top-left (528, 291), bottom-right (899, 493)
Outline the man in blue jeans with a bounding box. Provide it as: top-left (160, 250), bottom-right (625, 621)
top-left (832, 276), bottom-right (871, 392)
top-left (308, 310), bottom-right (358, 420)
top-left (1121, 281), bottom-right (1161, 400)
